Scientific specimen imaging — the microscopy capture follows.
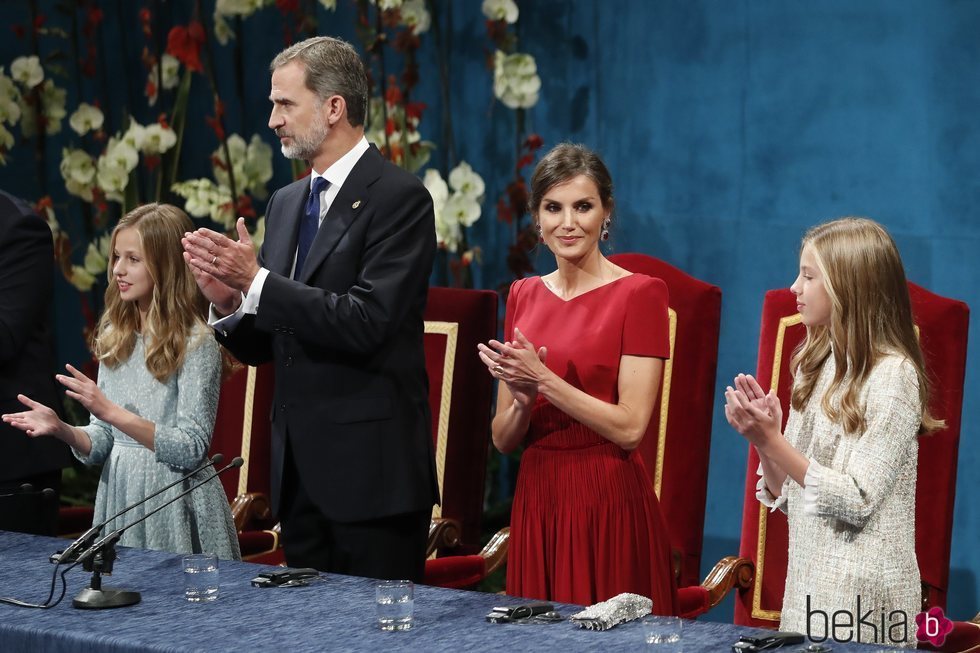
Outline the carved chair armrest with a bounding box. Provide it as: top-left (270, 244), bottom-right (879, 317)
top-left (230, 492), bottom-right (273, 532)
top-left (427, 517), bottom-right (462, 558)
top-left (699, 555), bottom-right (755, 610)
top-left (479, 527), bottom-right (510, 577)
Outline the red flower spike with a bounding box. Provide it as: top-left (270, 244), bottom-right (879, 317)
top-left (144, 155), bottom-right (160, 172)
top-left (516, 153), bottom-right (534, 170)
top-left (35, 196), bottom-right (53, 210)
top-left (205, 115), bottom-right (225, 141)
top-left (166, 25), bottom-right (203, 73)
top-left (276, 0), bottom-right (300, 12)
top-left (145, 80), bottom-right (157, 98)
top-left (496, 197), bottom-right (513, 224)
top-left (405, 102), bottom-right (426, 121)
top-left (385, 81), bottom-right (402, 106)
top-left (33, 15), bottom-right (46, 30)
top-left (235, 195), bottom-right (256, 219)
top-left (157, 115), bottom-right (170, 129)
top-left (524, 133), bottom-right (544, 151)
top-left (187, 21), bottom-right (206, 43)
top-left (139, 8), bottom-right (151, 24)
top-left (12, 24), bottom-right (24, 39)
top-left (385, 118), bottom-right (396, 136)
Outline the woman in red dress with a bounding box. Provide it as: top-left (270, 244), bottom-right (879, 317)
top-left (478, 143), bottom-right (677, 612)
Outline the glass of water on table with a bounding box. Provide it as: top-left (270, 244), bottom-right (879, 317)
top-left (376, 580), bottom-right (414, 630)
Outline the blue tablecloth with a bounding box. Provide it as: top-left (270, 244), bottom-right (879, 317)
top-left (0, 530), bottom-right (899, 652)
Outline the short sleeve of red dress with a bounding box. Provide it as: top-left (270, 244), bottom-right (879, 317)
top-left (503, 277), bottom-right (528, 343)
top-left (622, 275), bottom-right (670, 358)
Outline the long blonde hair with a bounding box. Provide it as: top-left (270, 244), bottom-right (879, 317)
top-left (93, 204), bottom-right (207, 382)
top-left (789, 217), bottom-right (943, 434)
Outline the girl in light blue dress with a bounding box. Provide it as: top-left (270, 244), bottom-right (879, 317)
top-left (3, 204), bottom-right (239, 560)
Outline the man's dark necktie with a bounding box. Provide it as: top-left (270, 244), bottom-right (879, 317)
top-left (294, 176), bottom-right (329, 279)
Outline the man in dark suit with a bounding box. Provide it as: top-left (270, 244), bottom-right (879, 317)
top-left (0, 190), bottom-right (72, 535)
top-left (182, 37), bottom-right (438, 581)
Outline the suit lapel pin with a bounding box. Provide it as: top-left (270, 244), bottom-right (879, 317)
top-left (352, 200), bottom-right (361, 209)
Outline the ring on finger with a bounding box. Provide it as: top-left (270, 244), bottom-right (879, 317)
top-left (493, 365), bottom-right (504, 375)
top-left (212, 255), bottom-right (218, 265)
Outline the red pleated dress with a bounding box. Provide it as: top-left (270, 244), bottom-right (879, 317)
top-left (504, 273), bottom-right (678, 614)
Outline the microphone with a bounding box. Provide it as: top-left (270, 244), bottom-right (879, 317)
top-left (51, 453), bottom-right (225, 564)
top-left (0, 483), bottom-right (35, 499)
top-left (73, 456), bottom-right (244, 571)
top-left (69, 457), bottom-right (244, 610)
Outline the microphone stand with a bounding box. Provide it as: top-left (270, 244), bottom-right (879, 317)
top-left (51, 454), bottom-right (225, 565)
top-left (68, 457), bottom-right (244, 610)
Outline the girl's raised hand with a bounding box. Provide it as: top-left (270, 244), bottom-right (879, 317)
top-left (1, 394), bottom-right (66, 439)
top-left (57, 364), bottom-right (114, 421)
top-left (724, 382), bottom-right (783, 448)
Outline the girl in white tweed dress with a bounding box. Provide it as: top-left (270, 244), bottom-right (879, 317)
top-left (724, 217), bottom-right (942, 648)
top-left (2, 204), bottom-right (239, 560)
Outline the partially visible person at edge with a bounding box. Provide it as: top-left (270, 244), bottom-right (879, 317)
top-left (0, 189), bottom-right (72, 536)
top-left (726, 217), bottom-right (938, 647)
top-left (478, 143), bottom-right (678, 612)
top-left (3, 203), bottom-right (240, 560)
top-left (181, 36), bottom-right (438, 581)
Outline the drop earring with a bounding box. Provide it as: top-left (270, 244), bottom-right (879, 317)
top-left (600, 217), bottom-right (611, 241)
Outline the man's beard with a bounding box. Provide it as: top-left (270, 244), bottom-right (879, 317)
top-left (279, 109), bottom-right (329, 161)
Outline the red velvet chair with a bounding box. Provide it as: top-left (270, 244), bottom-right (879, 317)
top-left (705, 283), bottom-right (974, 650)
top-left (608, 253), bottom-right (722, 589)
top-left (209, 361), bottom-right (283, 565)
top-left (418, 286), bottom-right (505, 589)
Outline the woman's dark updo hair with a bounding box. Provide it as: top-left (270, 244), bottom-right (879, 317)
top-left (528, 143), bottom-right (615, 222)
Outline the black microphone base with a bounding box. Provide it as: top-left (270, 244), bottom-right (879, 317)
top-left (72, 586), bottom-right (141, 609)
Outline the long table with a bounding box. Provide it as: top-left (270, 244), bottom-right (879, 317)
top-left (0, 530), bottom-right (898, 652)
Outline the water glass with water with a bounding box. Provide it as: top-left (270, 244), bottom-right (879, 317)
top-left (642, 615), bottom-right (683, 650)
top-left (376, 580), bottom-right (414, 630)
top-left (182, 553), bottom-right (219, 602)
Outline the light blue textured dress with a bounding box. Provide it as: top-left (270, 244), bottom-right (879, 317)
top-left (75, 324), bottom-right (240, 560)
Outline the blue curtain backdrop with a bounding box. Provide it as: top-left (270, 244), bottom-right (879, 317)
top-left (0, 0), bottom-right (976, 621)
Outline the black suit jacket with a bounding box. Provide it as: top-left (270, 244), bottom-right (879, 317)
top-left (217, 145), bottom-right (439, 522)
top-left (0, 191), bottom-right (72, 482)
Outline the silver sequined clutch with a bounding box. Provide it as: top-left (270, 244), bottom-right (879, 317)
top-left (569, 593), bottom-right (652, 631)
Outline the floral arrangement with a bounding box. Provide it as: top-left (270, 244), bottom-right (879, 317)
top-left (1, 0), bottom-right (543, 308)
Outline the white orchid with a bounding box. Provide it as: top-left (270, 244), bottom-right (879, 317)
top-left (171, 178), bottom-right (234, 228)
top-left (482, 0), bottom-right (519, 24)
top-left (141, 123), bottom-right (177, 155)
top-left (171, 178), bottom-right (223, 218)
top-left (0, 71), bottom-right (22, 126)
top-left (423, 169), bottom-right (449, 210)
top-left (448, 161), bottom-right (485, 200)
top-left (121, 122), bottom-right (146, 152)
top-left (212, 133), bottom-right (274, 199)
top-left (146, 55), bottom-right (181, 105)
top-left (400, 0), bottom-right (431, 34)
top-left (96, 159), bottom-right (129, 203)
top-left (250, 216), bottom-right (266, 252)
top-left (318, 0), bottom-right (337, 8)
top-left (213, 13), bottom-right (235, 46)
top-left (103, 136), bottom-right (139, 172)
top-left (39, 80), bottom-right (67, 135)
top-left (0, 124), bottom-right (13, 164)
top-left (83, 234), bottom-right (111, 275)
top-left (493, 50), bottom-right (541, 109)
top-left (69, 103), bottom-right (105, 136)
top-left (59, 148), bottom-right (97, 202)
top-left (69, 265), bottom-right (97, 292)
top-left (10, 56), bottom-right (43, 88)
top-left (372, 0), bottom-right (403, 10)
top-left (443, 193), bottom-right (481, 228)
top-left (434, 210), bottom-right (462, 253)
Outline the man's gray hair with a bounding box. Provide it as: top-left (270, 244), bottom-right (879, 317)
top-left (271, 36), bottom-right (368, 127)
